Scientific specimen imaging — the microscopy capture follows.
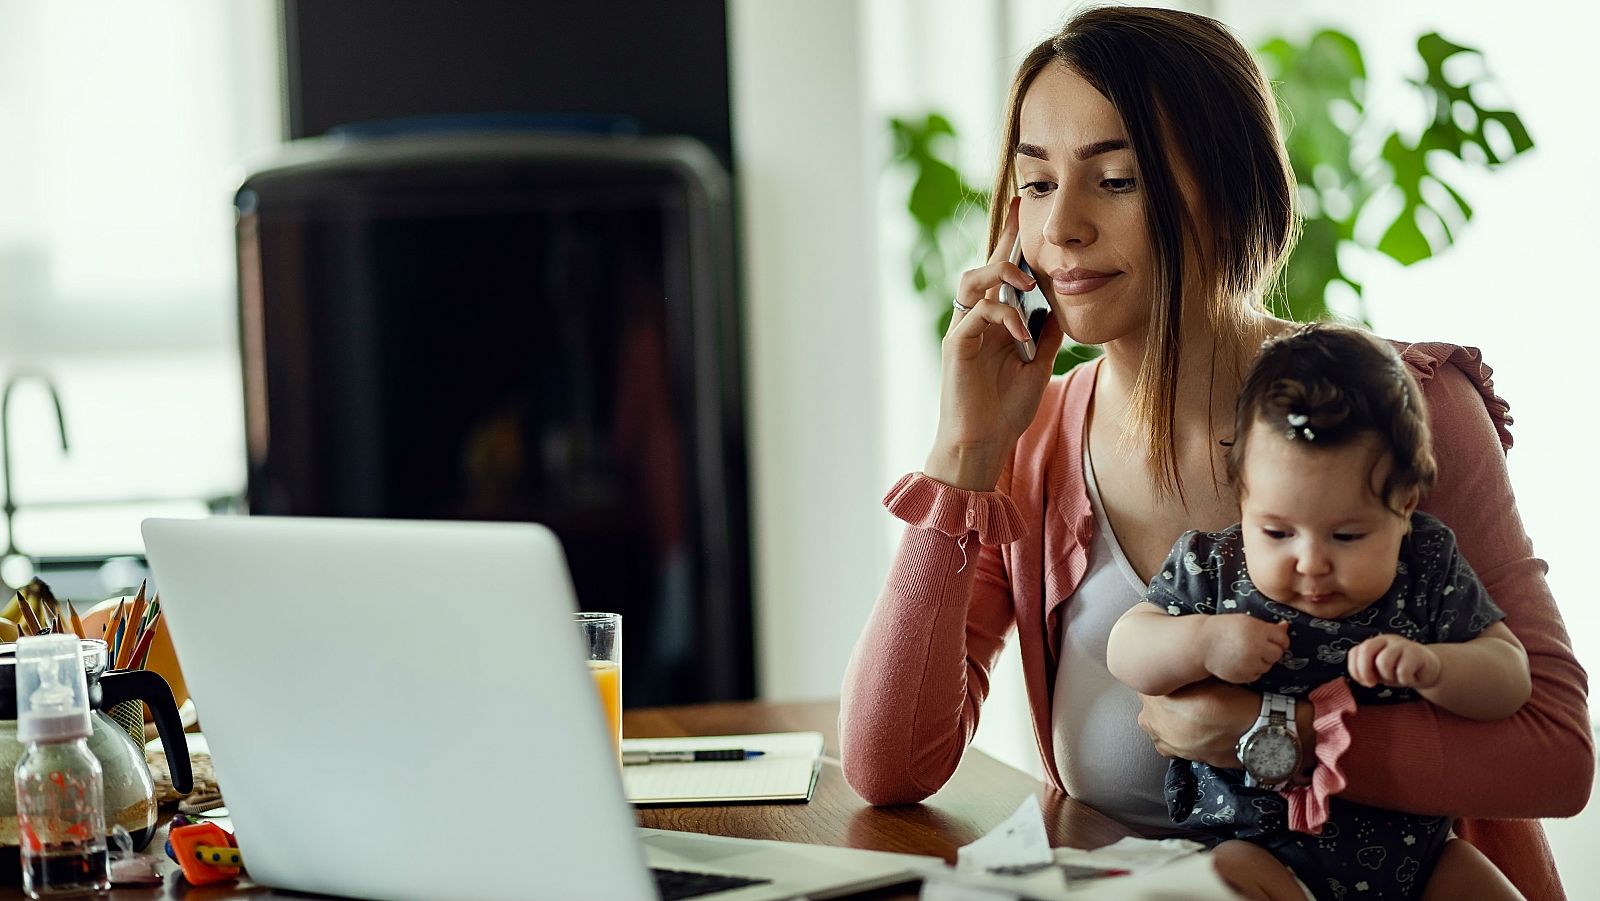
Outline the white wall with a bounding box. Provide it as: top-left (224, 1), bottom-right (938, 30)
top-left (727, 0), bottom-right (888, 703)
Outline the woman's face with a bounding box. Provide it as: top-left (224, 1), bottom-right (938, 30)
top-left (1014, 65), bottom-right (1155, 346)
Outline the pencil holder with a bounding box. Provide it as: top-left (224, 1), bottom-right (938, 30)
top-left (107, 698), bottom-right (146, 748)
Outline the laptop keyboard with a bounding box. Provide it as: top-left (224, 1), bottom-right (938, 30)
top-left (651, 866), bottom-right (772, 900)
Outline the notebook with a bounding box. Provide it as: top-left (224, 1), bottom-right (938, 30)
top-left (623, 731), bottom-right (824, 805)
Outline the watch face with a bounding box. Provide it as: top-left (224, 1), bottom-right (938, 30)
top-left (1243, 729), bottom-right (1298, 782)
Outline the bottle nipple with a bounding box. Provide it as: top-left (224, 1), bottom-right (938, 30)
top-left (27, 662), bottom-right (75, 715)
top-left (14, 634), bottom-right (92, 743)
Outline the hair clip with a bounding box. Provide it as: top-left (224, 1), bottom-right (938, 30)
top-left (1285, 413), bottom-right (1315, 441)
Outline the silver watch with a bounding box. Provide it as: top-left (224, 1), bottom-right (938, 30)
top-left (1237, 692), bottom-right (1301, 791)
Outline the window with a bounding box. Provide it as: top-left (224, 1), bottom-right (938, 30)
top-left (0, 1), bottom-right (281, 569)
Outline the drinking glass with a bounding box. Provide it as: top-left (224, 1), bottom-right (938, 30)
top-left (575, 612), bottom-right (621, 754)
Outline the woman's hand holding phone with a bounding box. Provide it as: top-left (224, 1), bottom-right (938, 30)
top-left (926, 196), bottom-right (1066, 492)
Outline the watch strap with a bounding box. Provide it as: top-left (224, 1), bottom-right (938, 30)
top-left (1269, 691), bottom-right (1294, 726)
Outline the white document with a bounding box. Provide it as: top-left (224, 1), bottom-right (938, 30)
top-left (920, 795), bottom-right (1232, 900)
top-left (956, 795), bottom-right (1054, 874)
top-left (620, 731), bottom-right (823, 805)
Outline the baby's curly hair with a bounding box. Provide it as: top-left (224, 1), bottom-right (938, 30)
top-left (1226, 323), bottom-right (1436, 514)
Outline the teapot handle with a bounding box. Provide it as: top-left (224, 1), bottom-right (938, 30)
top-left (100, 669), bottom-right (193, 795)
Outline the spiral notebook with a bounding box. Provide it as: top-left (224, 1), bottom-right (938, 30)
top-left (621, 731), bottom-right (825, 805)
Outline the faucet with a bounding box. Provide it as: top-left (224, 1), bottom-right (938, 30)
top-left (1, 372), bottom-right (70, 559)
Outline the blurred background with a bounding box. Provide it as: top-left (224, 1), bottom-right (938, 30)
top-left (0, 0), bottom-right (1593, 889)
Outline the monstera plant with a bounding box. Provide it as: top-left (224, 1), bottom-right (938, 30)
top-left (889, 30), bottom-right (1534, 372)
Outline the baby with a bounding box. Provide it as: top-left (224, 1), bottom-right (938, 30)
top-left (1107, 324), bottom-right (1530, 901)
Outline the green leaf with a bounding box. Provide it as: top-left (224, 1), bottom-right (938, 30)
top-left (1416, 32), bottom-right (1474, 74)
top-left (1308, 29), bottom-right (1366, 88)
top-left (1411, 32), bottom-right (1534, 168)
top-left (1054, 343), bottom-right (1102, 374)
top-left (1483, 109), bottom-right (1534, 155)
top-left (1375, 133), bottom-right (1439, 263)
top-left (1277, 215), bottom-right (1340, 321)
top-left (1256, 38), bottom-right (1295, 76)
top-left (908, 161), bottom-right (965, 231)
top-left (1378, 210), bottom-right (1432, 265)
top-left (1433, 174), bottom-right (1476, 225)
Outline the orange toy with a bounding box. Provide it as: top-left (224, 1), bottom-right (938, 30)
top-left (167, 822), bottom-right (242, 885)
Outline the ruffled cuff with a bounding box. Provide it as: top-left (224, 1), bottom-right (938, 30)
top-left (882, 472), bottom-right (1027, 546)
top-left (1285, 678), bottom-right (1357, 834)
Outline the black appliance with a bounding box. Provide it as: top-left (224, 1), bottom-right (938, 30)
top-left (233, 132), bottom-right (752, 704)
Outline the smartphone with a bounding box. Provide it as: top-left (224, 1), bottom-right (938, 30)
top-left (997, 236), bottom-right (1052, 362)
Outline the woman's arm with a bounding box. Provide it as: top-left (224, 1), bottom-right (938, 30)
top-left (1346, 623), bottom-right (1531, 721)
top-left (838, 475), bottom-right (1022, 805)
top-left (1135, 680), bottom-right (1319, 769)
top-left (842, 198), bottom-right (1070, 806)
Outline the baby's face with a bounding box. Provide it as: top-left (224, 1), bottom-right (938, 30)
top-left (1238, 421), bottom-right (1417, 620)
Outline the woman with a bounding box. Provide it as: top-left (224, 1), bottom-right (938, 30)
top-left (838, 8), bottom-right (1592, 899)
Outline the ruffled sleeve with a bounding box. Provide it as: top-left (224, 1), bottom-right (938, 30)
top-left (882, 472), bottom-right (1028, 546)
top-left (1396, 342), bottom-right (1513, 451)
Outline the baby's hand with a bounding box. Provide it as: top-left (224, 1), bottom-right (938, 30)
top-left (1200, 616), bottom-right (1290, 684)
top-left (1347, 635), bottom-right (1441, 690)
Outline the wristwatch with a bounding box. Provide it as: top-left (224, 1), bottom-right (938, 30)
top-left (1237, 692), bottom-right (1301, 791)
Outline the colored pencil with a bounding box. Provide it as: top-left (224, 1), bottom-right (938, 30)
top-left (68, 601), bottom-right (84, 640)
top-left (114, 615), bottom-right (138, 669)
top-left (134, 608), bottom-right (163, 670)
top-left (123, 585), bottom-right (148, 651)
top-left (126, 622), bottom-right (158, 673)
top-left (17, 596), bottom-right (42, 636)
top-left (103, 600), bottom-right (126, 659)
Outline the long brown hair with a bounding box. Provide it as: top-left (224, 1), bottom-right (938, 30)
top-left (988, 6), bottom-right (1298, 496)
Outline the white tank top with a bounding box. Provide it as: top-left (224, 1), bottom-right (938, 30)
top-left (1049, 442), bottom-right (1188, 832)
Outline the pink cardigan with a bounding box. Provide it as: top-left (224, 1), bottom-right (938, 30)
top-left (840, 342), bottom-right (1593, 900)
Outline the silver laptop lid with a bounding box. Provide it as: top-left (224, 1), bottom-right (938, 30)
top-left (142, 516), bottom-right (656, 901)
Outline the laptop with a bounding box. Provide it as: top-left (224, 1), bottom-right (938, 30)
top-left (141, 516), bottom-right (928, 901)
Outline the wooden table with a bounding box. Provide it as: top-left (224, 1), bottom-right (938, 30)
top-left (0, 699), bottom-right (1131, 899)
top-left (629, 699), bottom-right (1130, 864)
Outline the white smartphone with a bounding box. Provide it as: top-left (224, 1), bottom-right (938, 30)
top-left (997, 236), bottom-right (1052, 362)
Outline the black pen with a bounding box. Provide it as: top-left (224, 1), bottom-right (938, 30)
top-left (622, 749), bottom-right (766, 765)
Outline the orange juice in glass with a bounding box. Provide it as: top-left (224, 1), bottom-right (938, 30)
top-left (575, 612), bottom-right (621, 753)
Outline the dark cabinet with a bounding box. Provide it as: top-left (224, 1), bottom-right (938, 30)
top-left (234, 133), bottom-right (753, 704)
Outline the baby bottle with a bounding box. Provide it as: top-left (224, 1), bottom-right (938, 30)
top-left (13, 634), bottom-right (110, 897)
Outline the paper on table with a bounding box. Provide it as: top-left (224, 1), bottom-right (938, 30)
top-left (919, 795), bottom-right (1228, 900)
top-left (956, 795), bottom-right (1053, 874)
top-left (1055, 836), bottom-right (1208, 873)
top-left (620, 731), bottom-right (823, 805)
